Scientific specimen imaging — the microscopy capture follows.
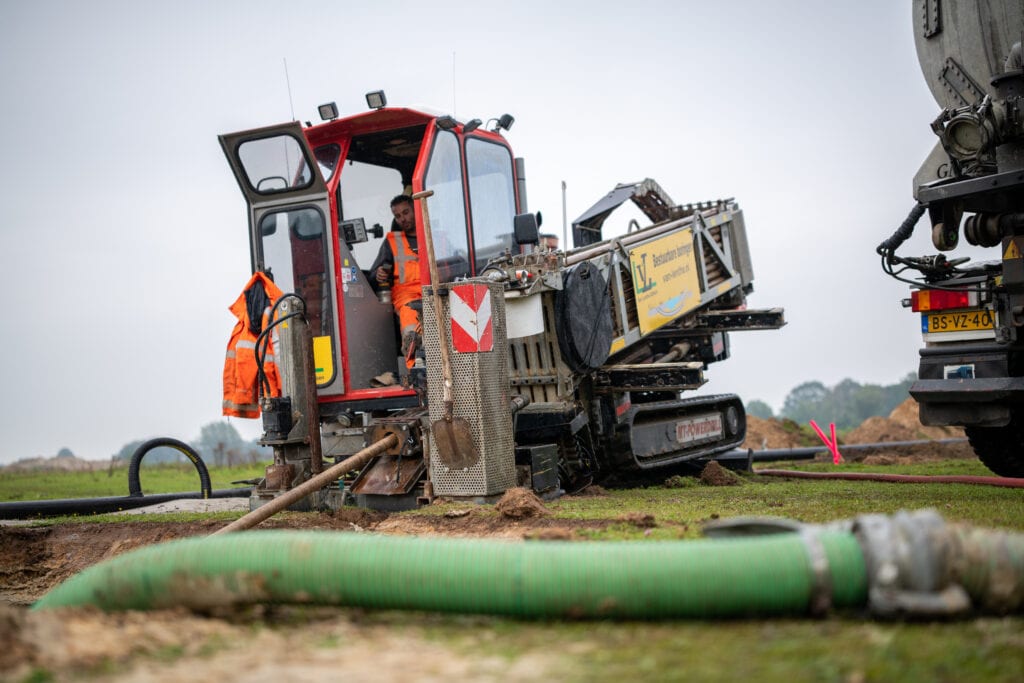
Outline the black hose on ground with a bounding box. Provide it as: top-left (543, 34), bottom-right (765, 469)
top-left (128, 438), bottom-right (212, 499)
top-left (0, 488), bottom-right (252, 520)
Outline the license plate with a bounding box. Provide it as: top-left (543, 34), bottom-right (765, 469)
top-left (921, 310), bottom-right (994, 333)
top-left (675, 414), bottom-right (723, 445)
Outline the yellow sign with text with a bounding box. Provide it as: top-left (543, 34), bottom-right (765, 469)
top-left (313, 335), bottom-right (334, 386)
top-left (628, 228), bottom-right (700, 335)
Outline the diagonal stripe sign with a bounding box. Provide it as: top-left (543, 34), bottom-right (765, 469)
top-left (450, 284), bottom-right (493, 353)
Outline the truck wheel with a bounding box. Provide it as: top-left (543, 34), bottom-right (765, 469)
top-left (965, 413), bottom-right (1024, 478)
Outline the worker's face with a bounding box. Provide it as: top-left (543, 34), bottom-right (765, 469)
top-left (392, 201), bottom-right (416, 235)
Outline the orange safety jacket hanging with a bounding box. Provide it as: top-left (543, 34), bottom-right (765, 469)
top-left (386, 231), bottom-right (421, 309)
top-left (223, 272), bottom-right (285, 418)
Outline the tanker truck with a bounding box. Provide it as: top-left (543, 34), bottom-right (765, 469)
top-left (878, 2), bottom-right (1024, 476)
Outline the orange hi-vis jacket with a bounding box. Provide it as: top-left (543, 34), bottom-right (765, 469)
top-left (223, 272), bottom-right (284, 418)
top-left (386, 231), bottom-right (421, 310)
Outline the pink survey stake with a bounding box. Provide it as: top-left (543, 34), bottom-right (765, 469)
top-left (809, 420), bottom-right (843, 464)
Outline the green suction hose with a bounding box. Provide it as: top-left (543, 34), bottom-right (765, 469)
top-left (34, 531), bottom-right (867, 619)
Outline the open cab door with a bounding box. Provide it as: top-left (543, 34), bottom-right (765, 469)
top-left (219, 122), bottom-right (400, 405)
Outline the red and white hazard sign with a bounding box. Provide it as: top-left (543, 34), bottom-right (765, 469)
top-left (450, 284), bottom-right (493, 353)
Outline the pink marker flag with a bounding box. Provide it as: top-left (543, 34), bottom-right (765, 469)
top-left (809, 419), bottom-right (843, 464)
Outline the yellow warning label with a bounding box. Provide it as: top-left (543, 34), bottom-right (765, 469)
top-left (1004, 239), bottom-right (1022, 260)
top-left (313, 335), bottom-right (334, 385)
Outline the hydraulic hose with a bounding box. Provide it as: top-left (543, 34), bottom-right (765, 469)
top-left (33, 529), bottom-right (868, 618)
top-left (757, 469), bottom-right (1024, 488)
top-left (0, 488), bottom-right (251, 520)
top-left (128, 437), bottom-right (212, 499)
top-left (877, 203), bottom-right (926, 256)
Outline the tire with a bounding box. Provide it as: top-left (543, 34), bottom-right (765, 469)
top-left (965, 412), bottom-right (1024, 478)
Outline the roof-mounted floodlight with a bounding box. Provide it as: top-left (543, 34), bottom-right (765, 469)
top-left (436, 115), bottom-right (458, 131)
top-left (318, 102), bottom-right (339, 121)
top-left (463, 118), bottom-right (482, 133)
top-left (365, 90), bottom-right (387, 110)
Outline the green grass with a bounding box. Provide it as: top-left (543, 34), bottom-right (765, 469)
top-left (408, 460), bottom-right (1024, 538)
top-left (0, 462), bottom-right (269, 502)
top-left (4, 458), bottom-right (1021, 535)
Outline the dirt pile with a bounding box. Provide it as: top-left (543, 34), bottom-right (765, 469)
top-left (844, 416), bottom-right (917, 444)
top-left (699, 461), bottom-right (740, 486)
top-left (887, 397), bottom-right (965, 440)
top-left (495, 487), bottom-right (549, 519)
top-left (744, 397), bottom-right (965, 449)
top-left (846, 398), bottom-right (964, 443)
top-left (742, 416), bottom-right (807, 450)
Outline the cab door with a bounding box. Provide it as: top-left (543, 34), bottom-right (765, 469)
top-left (219, 122), bottom-right (345, 398)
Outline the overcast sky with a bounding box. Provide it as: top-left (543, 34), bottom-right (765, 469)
top-left (0, 1), bottom-right (976, 463)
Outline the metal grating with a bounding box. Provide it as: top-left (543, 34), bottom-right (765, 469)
top-left (423, 281), bottom-right (516, 496)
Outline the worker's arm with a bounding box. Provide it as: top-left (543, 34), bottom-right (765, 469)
top-left (368, 239), bottom-right (395, 285)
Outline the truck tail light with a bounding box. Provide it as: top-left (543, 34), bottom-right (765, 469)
top-left (911, 289), bottom-right (972, 312)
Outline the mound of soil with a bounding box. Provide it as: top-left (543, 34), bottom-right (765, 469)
top-left (495, 487), bottom-right (549, 519)
top-left (699, 461), bottom-right (740, 486)
top-left (742, 416), bottom-right (806, 450)
top-left (744, 397), bottom-right (965, 450)
top-left (887, 397), bottom-right (965, 440)
top-left (845, 416), bottom-right (918, 444)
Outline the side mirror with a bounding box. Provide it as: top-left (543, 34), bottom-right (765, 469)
top-left (513, 212), bottom-right (540, 246)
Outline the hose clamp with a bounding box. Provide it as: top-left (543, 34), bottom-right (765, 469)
top-left (853, 509), bottom-right (971, 618)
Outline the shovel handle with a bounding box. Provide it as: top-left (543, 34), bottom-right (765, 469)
top-left (411, 190), bottom-right (456, 419)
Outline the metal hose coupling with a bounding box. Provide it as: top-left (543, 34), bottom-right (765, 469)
top-left (852, 509), bottom-right (971, 618)
top-left (704, 509), bottom-right (1024, 618)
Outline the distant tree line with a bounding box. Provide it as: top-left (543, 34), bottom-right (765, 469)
top-left (746, 372), bottom-right (917, 430)
top-left (113, 421), bottom-right (271, 466)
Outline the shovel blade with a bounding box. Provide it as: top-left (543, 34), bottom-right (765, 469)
top-left (432, 417), bottom-right (480, 469)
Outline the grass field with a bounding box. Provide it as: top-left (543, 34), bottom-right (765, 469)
top-left (2, 458), bottom-right (1023, 534)
top-left (0, 462), bottom-right (269, 502)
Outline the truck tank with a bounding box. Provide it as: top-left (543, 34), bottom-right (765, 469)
top-left (878, 1), bottom-right (1024, 476)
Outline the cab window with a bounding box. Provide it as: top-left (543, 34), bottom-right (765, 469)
top-left (424, 131), bottom-right (471, 282)
top-left (466, 138), bottom-right (516, 271)
top-left (256, 208), bottom-right (335, 384)
top-left (238, 134), bottom-right (314, 193)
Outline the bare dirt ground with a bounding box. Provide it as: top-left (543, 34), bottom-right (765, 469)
top-left (0, 398), bottom-right (984, 681)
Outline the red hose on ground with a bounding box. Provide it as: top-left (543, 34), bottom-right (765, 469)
top-left (755, 469), bottom-right (1024, 488)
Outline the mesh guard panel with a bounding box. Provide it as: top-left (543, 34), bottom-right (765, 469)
top-left (422, 281), bottom-right (516, 496)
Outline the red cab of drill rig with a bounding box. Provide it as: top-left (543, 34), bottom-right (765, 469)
top-left (219, 94), bottom-right (525, 423)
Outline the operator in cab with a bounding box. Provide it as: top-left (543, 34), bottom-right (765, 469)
top-left (370, 194), bottom-right (421, 369)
